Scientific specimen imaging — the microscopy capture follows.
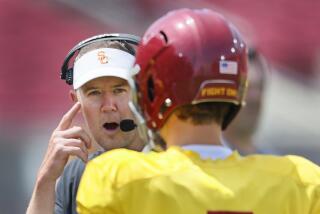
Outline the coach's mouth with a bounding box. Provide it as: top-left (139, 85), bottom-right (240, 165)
top-left (103, 122), bottom-right (119, 131)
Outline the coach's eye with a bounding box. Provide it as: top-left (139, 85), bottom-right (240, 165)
top-left (87, 90), bottom-right (101, 96)
top-left (113, 87), bottom-right (127, 95)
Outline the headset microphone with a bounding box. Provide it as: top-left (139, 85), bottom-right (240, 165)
top-left (120, 119), bottom-right (137, 132)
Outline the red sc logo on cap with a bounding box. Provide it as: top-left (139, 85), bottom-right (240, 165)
top-left (97, 51), bottom-right (108, 64)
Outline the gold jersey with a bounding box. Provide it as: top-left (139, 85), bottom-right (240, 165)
top-left (77, 147), bottom-right (320, 214)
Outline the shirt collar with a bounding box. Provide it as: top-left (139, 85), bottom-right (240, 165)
top-left (181, 144), bottom-right (233, 160)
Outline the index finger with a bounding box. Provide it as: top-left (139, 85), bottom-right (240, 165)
top-left (57, 102), bottom-right (81, 130)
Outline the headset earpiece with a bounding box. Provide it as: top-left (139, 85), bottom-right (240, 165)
top-left (65, 68), bottom-right (73, 85)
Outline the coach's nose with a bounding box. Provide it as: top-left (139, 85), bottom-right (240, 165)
top-left (101, 94), bottom-right (117, 112)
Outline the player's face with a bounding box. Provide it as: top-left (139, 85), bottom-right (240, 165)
top-left (77, 76), bottom-right (141, 151)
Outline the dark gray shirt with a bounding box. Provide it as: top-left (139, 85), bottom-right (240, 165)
top-left (55, 151), bottom-right (103, 214)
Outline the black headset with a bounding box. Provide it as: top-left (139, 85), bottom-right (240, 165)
top-left (60, 33), bottom-right (141, 85)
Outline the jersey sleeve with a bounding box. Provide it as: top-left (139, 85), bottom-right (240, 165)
top-left (76, 157), bottom-right (121, 214)
top-left (287, 155), bottom-right (320, 214)
top-left (311, 184), bottom-right (320, 214)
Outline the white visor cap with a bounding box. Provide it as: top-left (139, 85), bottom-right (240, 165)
top-left (73, 48), bottom-right (140, 89)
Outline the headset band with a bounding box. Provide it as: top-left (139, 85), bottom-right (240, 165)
top-left (60, 33), bottom-right (140, 85)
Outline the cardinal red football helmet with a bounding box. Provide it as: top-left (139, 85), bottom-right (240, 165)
top-left (134, 8), bottom-right (248, 130)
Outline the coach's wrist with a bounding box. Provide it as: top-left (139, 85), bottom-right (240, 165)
top-left (35, 172), bottom-right (57, 191)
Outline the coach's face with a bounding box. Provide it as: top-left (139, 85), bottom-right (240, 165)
top-left (71, 76), bottom-right (142, 151)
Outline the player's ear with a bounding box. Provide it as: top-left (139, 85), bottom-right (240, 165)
top-left (69, 89), bottom-right (78, 103)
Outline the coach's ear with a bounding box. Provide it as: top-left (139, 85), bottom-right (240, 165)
top-left (69, 89), bottom-right (78, 102)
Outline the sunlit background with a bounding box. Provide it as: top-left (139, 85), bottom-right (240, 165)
top-left (0, 0), bottom-right (320, 213)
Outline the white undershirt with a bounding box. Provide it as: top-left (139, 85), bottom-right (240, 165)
top-left (181, 144), bottom-right (233, 160)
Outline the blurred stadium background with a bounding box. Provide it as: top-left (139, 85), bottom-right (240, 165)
top-left (0, 0), bottom-right (319, 213)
